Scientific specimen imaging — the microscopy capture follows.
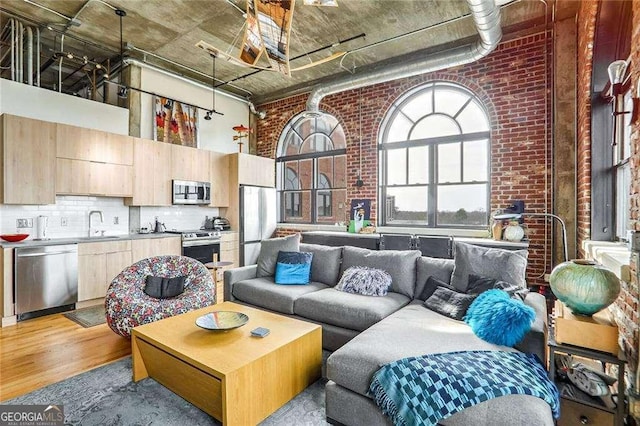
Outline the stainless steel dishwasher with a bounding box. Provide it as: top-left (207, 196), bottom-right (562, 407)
top-left (15, 244), bottom-right (78, 321)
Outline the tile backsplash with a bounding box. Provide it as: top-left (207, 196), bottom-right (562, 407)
top-left (0, 196), bottom-right (129, 239)
top-left (138, 206), bottom-right (220, 232)
top-left (0, 197), bottom-right (221, 240)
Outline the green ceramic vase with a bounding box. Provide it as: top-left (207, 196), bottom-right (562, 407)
top-left (549, 259), bottom-right (621, 316)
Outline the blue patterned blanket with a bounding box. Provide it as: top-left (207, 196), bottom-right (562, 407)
top-left (369, 350), bottom-right (559, 426)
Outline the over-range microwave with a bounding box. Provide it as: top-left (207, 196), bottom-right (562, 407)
top-left (172, 180), bottom-right (211, 205)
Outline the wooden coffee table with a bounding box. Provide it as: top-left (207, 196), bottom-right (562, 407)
top-left (131, 302), bottom-right (322, 425)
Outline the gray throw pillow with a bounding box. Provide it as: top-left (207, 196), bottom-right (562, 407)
top-left (415, 256), bottom-right (455, 300)
top-left (417, 276), bottom-right (455, 301)
top-left (341, 246), bottom-right (420, 297)
top-left (256, 234), bottom-right (300, 277)
top-left (450, 242), bottom-right (528, 292)
top-left (423, 286), bottom-right (477, 321)
top-left (336, 266), bottom-right (392, 297)
top-left (144, 275), bottom-right (186, 299)
top-left (466, 274), bottom-right (530, 301)
top-left (299, 243), bottom-right (343, 286)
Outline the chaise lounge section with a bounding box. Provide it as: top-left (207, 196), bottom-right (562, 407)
top-left (224, 236), bottom-right (552, 425)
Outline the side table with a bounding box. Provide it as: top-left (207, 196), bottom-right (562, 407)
top-left (204, 259), bottom-right (233, 303)
top-left (548, 334), bottom-right (627, 426)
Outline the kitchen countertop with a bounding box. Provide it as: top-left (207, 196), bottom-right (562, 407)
top-left (0, 232), bottom-right (181, 248)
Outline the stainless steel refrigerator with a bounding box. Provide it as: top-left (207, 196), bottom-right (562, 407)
top-left (239, 185), bottom-right (277, 266)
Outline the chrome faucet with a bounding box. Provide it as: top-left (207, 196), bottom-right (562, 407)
top-left (88, 210), bottom-right (104, 237)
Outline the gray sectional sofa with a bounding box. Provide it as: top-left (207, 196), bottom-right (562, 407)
top-left (224, 241), bottom-right (553, 426)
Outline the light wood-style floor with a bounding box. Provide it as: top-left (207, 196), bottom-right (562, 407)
top-left (0, 313), bottom-right (131, 401)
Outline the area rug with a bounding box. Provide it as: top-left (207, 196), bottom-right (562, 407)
top-left (63, 305), bottom-right (106, 328)
top-left (5, 357), bottom-right (329, 425)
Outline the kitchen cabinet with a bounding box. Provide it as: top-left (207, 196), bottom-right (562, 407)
top-left (126, 138), bottom-right (172, 206)
top-left (217, 232), bottom-right (239, 302)
top-left (1, 114), bottom-right (56, 204)
top-left (56, 159), bottom-right (132, 197)
top-left (209, 152), bottom-right (230, 207)
top-left (232, 153), bottom-right (275, 188)
top-left (131, 236), bottom-right (181, 264)
top-left (1, 247), bottom-right (14, 322)
top-left (171, 144), bottom-right (210, 183)
top-left (56, 123), bottom-right (133, 165)
top-left (78, 240), bottom-right (131, 301)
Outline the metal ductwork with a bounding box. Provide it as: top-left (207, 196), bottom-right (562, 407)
top-left (305, 0), bottom-right (502, 114)
top-left (3, 18), bottom-right (41, 86)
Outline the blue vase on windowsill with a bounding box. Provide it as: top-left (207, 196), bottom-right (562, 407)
top-left (549, 259), bottom-right (621, 316)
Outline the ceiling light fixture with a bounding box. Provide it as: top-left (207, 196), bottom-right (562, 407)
top-left (115, 8), bottom-right (126, 85)
top-left (164, 99), bottom-right (174, 109)
top-left (607, 60), bottom-right (627, 97)
top-left (117, 86), bottom-right (127, 98)
top-left (204, 53), bottom-right (221, 120)
top-left (204, 111), bottom-right (212, 121)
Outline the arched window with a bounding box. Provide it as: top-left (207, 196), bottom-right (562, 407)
top-left (379, 81), bottom-right (490, 228)
top-left (276, 112), bottom-right (347, 223)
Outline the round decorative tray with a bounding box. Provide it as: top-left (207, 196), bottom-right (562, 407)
top-left (195, 311), bottom-right (249, 331)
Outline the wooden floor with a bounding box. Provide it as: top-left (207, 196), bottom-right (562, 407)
top-left (0, 313), bottom-right (131, 401)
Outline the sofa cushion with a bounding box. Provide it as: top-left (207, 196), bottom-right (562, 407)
top-left (327, 303), bottom-right (517, 398)
top-left (450, 242), bottom-right (528, 292)
top-left (299, 243), bottom-right (343, 286)
top-left (341, 246), bottom-right (420, 298)
top-left (294, 288), bottom-right (410, 331)
top-left (415, 256), bottom-right (454, 299)
top-left (256, 234), bottom-right (300, 278)
top-left (232, 277), bottom-right (328, 314)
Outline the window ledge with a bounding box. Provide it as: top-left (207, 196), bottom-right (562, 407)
top-left (582, 240), bottom-right (631, 282)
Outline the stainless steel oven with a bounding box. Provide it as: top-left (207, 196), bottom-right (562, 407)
top-left (166, 230), bottom-right (221, 264)
top-left (172, 180), bottom-right (211, 205)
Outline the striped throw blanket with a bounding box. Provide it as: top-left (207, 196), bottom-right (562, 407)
top-left (369, 350), bottom-right (559, 426)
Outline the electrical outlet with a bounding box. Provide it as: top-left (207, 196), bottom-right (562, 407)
top-left (16, 218), bottom-right (33, 228)
top-left (61, 217), bottom-right (68, 227)
top-left (113, 216), bottom-right (119, 225)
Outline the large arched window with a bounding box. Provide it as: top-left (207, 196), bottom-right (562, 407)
top-left (379, 81), bottom-right (490, 228)
top-left (276, 112), bottom-right (347, 223)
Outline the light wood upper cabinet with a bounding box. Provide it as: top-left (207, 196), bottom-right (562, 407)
top-left (1, 114), bottom-right (56, 205)
top-left (131, 236), bottom-right (181, 264)
top-left (171, 144), bottom-right (210, 183)
top-left (234, 153), bottom-right (275, 188)
top-left (56, 123), bottom-right (133, 165)
top-left (56, 159), bottom-right (132, 197)
top-left (210, 152), bottom-right (229, 207)
top-left (126, 138), bottom-right (172, 206)
top-left (56, 158), bottom-right (91, 195)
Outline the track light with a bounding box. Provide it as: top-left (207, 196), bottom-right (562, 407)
top-left (117, 87), bottom-right (128, 98)
top-left (66, 52), bottom-right (74, 59)
top-left (95, 63), bottom-right (102, 69)
top-left (164, 99), bottom-right (173, 109)
top-left (204, 110), bottom-right (212, 121)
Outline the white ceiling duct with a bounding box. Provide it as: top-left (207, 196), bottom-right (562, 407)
top-left (305, 0), bottom-right (502, 114)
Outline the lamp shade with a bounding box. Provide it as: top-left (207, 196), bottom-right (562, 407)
top-left (608, 60), bottom-right (628, 86)
top-left (549, 259), bottom-right (620, 316)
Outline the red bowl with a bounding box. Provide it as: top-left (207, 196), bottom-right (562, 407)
top-left (1, 234), bottom-right (29, 242)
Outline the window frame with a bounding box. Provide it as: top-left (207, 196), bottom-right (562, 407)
top-left (378, 81), bottom-right (491, 229)
top-left (276, 112), bottom-right (347, 224)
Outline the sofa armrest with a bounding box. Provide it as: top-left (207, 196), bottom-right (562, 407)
top-left (223, 265), bottom-right (258, 302)
top-left (515, 292), bottom-right (548, 365)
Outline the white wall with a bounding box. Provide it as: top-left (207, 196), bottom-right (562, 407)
top-left (139, 206), bottom-right (220, 232)
top-left (0, 79), bottom-right (128, 134)
top-left (138, 66), bottom-right (249, 153)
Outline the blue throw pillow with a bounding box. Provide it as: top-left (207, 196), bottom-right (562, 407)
top-left (464, 289), bottom-right (535, 347)
top-left (274, 251), bottom-right (313, 285)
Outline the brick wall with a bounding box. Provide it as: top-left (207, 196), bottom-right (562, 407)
top-left (576, 1), bottom-right (599, 257)
top-left (624, 0), bottom-right (640, 386)
top-left (258, 33), bottom-right (553, 286)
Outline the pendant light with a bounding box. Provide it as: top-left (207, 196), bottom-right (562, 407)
top-left (115, 8), bottom-right (127, 98)
top-left (205, 54), bottom-right (216, 120)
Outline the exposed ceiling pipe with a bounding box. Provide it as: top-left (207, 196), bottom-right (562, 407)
top-left (26, 26), bottom-right (33, 85)
top-left (36, 26), bottom-right (40, 86)
top-left (17, 21), bottom-right (23, 83)
top-left (305, 0), bottom-right (502, 114)
top-left (10, 19), bottom-right (15, 81)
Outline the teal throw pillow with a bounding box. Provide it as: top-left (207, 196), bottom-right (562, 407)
top-left (464, 289), bottom-right (535, 347)
top-left (274, 251), bottom-right (313, 285)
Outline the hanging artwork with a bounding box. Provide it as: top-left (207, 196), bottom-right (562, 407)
top-left (153, 96), bottom-right (198, 147)
top-left (254, 0), bottom-right (295, 76)
top-left (239, 0), bottom-right (264, 66)
top-left (349, 199), bottom-right (371, 233)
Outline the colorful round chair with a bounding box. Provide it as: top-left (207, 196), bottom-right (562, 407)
top-left (105, 255), bottom-right (215, 338)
